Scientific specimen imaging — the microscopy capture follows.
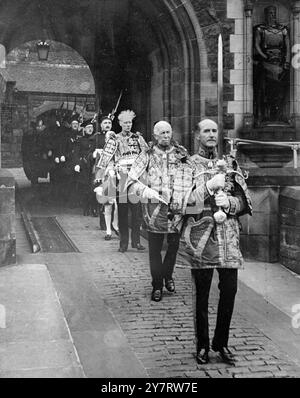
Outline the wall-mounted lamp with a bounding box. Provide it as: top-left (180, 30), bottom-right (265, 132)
top-left (36, 40), bottom-right (50, 61)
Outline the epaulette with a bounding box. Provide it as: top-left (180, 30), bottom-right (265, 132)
top-left (174, 143), bottom-right (189, 163)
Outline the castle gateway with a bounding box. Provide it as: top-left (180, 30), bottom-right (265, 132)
top-left (0, 0), bottom-right (299, 269)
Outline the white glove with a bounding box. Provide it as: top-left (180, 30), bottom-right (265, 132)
top-left (206, 173), bottom-right (225, 193)
top-left (55, 157), bottom-right (60, 164)
top-left (93, 148), bottom-right (102, 158)
top-left (74, 165), bottom-right (80, 173)
top-left (94, 186), bottom-right (103, 195)
top-left (60, 155), bottom-right (66, 162)
top-left (48, 150), bottom-right (52, 157)
top-left (105, 131), bottom-right (116, 142)
top-left (142, 187), bottom-right (162, 202)
top-left (108, 169), bottom-right (115, 178)
top-left (215, 191), bottom-right (230, 210)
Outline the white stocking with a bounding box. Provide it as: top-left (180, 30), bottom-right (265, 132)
top-left (112, 200), bottom-right (119, 231)
top-left (104, 204), bottom-right (112, 235)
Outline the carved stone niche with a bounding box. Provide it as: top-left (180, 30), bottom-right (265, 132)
top-left (240, 0), bottom-right (297, 167)
top-left (253, 1), bottom-right (291, 127)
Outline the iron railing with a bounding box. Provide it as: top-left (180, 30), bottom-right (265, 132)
top-left (225, 138), bottom-right (300, 169)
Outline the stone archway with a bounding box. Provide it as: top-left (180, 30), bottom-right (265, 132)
top-left (0, 0), bottom-right (209, 149)
top-left (0, 39), bottom-right (96, 168)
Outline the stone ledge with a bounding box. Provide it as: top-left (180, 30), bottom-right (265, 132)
top-left (280, 186), bottom-right (300, 202)
top-left (0, 169), bottom-right (15, 188)
top-left (246, 168), bottom-right (300, 186)
top-left (0, 239), bottom-right (16, 266)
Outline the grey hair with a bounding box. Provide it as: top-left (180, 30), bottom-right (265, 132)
top-left (153, 121), bottom-right (172, 135)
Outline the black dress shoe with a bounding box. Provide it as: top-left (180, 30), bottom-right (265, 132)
top-left (92, 209), bottom-right (98, 217)
top-left (195, 348), bottom-right (209, 364)
top-left (132, 243), bottom-right (145, 251)
top-left (104, 234), bottom-right (112, 241)
top-left (118, 247), bottom-right (127, 253)
top-left (112, 226), bottom-right (119, 236)
top-left (212, 347), bottom-right (236, 366)
top-left (165, 279), bottom-right (175, 292)
top-left (151, 289), bottom-right (162, 302)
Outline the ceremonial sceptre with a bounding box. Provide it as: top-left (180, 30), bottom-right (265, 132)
top-left (213, 33), bottom-right (228, 224)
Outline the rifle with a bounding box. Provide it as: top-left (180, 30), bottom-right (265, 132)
top-left (79, 97), bottom-right (87, 124)
top-left (108, 90), bottom-right (123, 121)
top-left (71, 96), bottom-right (77, 116)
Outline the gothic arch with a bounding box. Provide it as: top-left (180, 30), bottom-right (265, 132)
top-left (0, 0), bottom-right (209, 149)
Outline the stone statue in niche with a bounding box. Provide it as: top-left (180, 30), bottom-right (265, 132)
top-left (253, 5), bottom-right (290, 125)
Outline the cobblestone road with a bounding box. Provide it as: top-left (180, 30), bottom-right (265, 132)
top-left (54, 212), bottom-right (300, 378)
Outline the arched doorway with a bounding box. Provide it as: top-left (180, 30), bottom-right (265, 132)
top-left (0, 0), bottom-right (207, 151)
top-left (0, 40), bottom-right (96, 169)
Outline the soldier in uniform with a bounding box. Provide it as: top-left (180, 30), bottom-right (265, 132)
top-left (73, 118), bottom-right (98, 215)
top-left (93, 115), bottom-right (116, 231)
top-left (48, 116), bottom-right (70, 202)
top-left (94, 129), bottom-right (119, 240)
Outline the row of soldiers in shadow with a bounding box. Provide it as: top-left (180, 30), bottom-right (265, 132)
top-left (30, 112), bottom-right (112, 219)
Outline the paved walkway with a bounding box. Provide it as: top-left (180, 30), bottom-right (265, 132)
top-left (2, 168), bottom-right (300, 378)
top-left (0, 263), bottom-right (84, 377)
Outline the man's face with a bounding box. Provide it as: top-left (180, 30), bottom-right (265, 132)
top-left (85, 124), bottom-right (94, 135)
top-left (101, 119), bottom-right (112, 132)
top-left (154, 123), bottom-right (172, 147)
top-left (71, 121), bottom-right (79, 131)
top-left (119, 118), bottom-right (132, 133)
top-left (266, 8), bottom-right (276, 25)
top-left (198, 121), bottom-right (218, 150)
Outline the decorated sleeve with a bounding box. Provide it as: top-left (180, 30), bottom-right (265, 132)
top-left (127, 151), bottom-right (149, 185)
top-left (138, 135), bottom-right (149, 152)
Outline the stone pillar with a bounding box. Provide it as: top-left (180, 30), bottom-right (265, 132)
top-left (239, 186), bottom-right (280, 263)
top-left (279, 187), bottom-right (300, 274)
top-left (0, 169), bottom-right (16, 266)
top-left (292, 1), bottom-right (300, 138)
top-left (243, 0), bottom-right (254, 130)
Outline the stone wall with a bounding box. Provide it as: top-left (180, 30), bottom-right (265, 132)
top-left (279, 187), bottom-right (300, 274)
top-left (1, 96), bottom-right (27, 168)
top-left (240, 186), bottom-right (280, 263)
top-left (190, 0), bottom-right (235, 131)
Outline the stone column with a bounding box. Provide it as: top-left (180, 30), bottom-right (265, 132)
top-left (243, 0), bottom-right (254, 130)
top-left (292, 1), bottom-right (300, 138)
top-left (0, 169), bottom-right (16, 266)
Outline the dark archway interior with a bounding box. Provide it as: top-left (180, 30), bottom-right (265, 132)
top-left (0, 0), bottom-right (201, 146)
